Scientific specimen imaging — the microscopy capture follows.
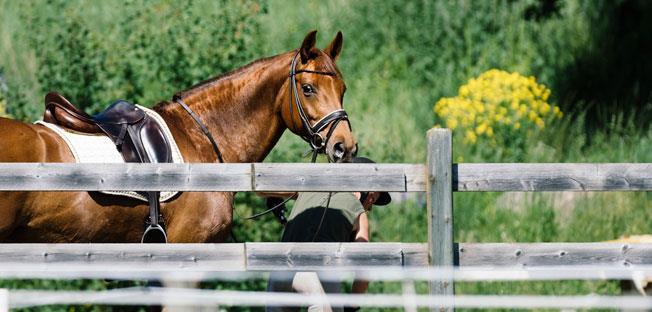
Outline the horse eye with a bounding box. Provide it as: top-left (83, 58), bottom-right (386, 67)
top-left (302, 84), bottom-right (315, 96)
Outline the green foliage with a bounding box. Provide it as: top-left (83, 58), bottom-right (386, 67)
top-left (4, 0), bottom-right (265, 120)
top-left (554, 0), bottom-right (652, 129)
top-left (261, 0), bottom-right (602, 165)
top-left (1, 0), bottom-right (651, 310)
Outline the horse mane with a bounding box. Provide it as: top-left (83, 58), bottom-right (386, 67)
top-left (153, 49), bottom-right (341, 110)
top-left (153, 53), bottom-right (288, 111)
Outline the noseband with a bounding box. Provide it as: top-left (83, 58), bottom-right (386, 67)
top-left (288, 51), bottom-right (351, 162)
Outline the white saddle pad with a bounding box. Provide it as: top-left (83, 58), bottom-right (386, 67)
top-left (35, 105), bottom-right (184, 202)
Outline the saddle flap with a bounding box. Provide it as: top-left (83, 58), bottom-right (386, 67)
top-left (138, 118), bottom-right (173, 163)
top-left (112, 116), bottom-right (173, 164)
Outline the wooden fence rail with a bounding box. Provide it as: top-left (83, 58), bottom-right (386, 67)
top-left (0, 128), bottom-right (651, 312)
top-left (1, 163), bottom-right (651, 192)
top-left (0, 243), bottom-right (650, 273)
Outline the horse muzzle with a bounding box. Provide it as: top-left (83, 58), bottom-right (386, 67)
top-left (326, 138), bottom-right (357, 163)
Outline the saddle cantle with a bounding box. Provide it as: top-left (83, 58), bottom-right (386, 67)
top-left (44, 92), bottom-right (102, 133)
top-left (43, 92), bottom-right (172, 243)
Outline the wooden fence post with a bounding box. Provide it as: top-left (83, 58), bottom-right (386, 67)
top-left (0, 289), bottom-right (8, 312)
top-left (427, 128), bottom-right (454, 311)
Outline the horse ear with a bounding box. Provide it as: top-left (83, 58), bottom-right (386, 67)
top-left (324, 31), bottom-right (343, 62)
top-left (300, 30), bottom-right (318, 64)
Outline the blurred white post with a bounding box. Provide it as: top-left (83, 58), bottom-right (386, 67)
top-left (162, 280), bottom-right (218, 312)
top-left (0, 289), bottom-right (8, 312)
top-left (427, 128), bottom-right (454, 312)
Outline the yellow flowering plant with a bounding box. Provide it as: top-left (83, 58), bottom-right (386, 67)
top-left (434, 69), bottom-right (562, 150)
top-left (0, 91), bottom-right (9, 118)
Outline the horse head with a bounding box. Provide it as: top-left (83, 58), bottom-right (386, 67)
top-left (279, 30), bottom-right (357, 163)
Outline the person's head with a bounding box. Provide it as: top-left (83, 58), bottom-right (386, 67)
top-left (351, 157), bottom-right (391, 211)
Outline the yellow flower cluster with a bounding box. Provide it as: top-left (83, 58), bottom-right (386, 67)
top-left (434, 69), bottom-right (562, 144)
top-left (0, 96), bottom-right (8, 118)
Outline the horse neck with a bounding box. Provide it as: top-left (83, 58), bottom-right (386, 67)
top-left (157, 53), bottom-right (293, 163)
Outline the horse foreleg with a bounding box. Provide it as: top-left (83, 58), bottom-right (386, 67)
top-left (163, 192), bottom-right (233, 243)
top-left (0, 192), bottom-right (27, 241)
top-left (153, 193), bottom-right (233, 311)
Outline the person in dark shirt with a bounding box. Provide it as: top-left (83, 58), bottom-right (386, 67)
top-left (264, 157), bottom-right (391, 312)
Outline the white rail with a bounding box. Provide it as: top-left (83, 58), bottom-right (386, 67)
top-left (4, 288), bottom-right (652, 310)
top-left (2, 265), bottom-right (652, 284)
top-left (0, 289), bottom-right (7, 312)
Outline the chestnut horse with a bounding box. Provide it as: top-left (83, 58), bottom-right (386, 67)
top-left (0, 30), bottom-right (357, 243)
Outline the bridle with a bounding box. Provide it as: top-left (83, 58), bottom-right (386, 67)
top-left (288, 51), bottom-right (352, 163)
top-left (173, 51), bottom-right (352, 223)
top-left (174, 51), bottom-right (351, 165)
top-left (248, 51), bottom-right (353, 222)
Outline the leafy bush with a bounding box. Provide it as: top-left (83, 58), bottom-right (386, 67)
top-left (8, 0), bottom-right (265, 120)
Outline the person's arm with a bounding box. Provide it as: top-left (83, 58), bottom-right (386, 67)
top-left (352, 211), bottom-right (369, 243)
top-left (351, 212), bottom-right (369, 294)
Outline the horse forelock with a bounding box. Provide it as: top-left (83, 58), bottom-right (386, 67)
top-left (307, 49), bottom-right (343, 79)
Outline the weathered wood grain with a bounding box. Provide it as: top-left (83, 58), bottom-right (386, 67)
top-left (404, 164), bottom-right (427, 192)
top-left (0, 244), bottom-right (245, 271)
top-left (245, 242), bottom-right (428, 270)
top-left (455, 163), bottom-right (652, 191)
top-left (0, 163), bottom-right (252, 191)
top-left (253, 163), bottom-right (410, 192)
top-left (0, 163), bottom-right (650, 192)
top-left (427, 128), bottom-right (455, 310)
top-left (458, 243), bottom-right (652, 266)
top-left (0, 243), bottom-right (651, 272)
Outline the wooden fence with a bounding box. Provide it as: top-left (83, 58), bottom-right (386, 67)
top-left (1, 128), bottom-right (651, 311)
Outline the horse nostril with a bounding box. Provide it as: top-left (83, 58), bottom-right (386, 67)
top-left (333, 142), bottom-right (345, 161)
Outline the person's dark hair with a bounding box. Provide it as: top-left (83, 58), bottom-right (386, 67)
top-left (359, 192), bottom-right (369, 205)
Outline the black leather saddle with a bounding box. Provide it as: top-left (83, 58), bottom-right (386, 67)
top-left (43, 92), bottom-right (172, 243)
